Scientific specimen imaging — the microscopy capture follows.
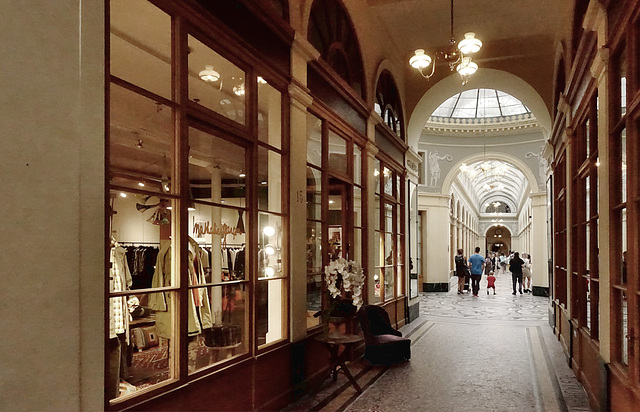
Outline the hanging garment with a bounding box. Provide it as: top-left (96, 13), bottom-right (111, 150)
top-left (109, 245), bottom-right (132, 341)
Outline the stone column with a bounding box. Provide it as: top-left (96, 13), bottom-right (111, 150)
top-left (419, 193), bottom-right (451, 291)
top-left (530, 192), bottom-right (549, 294)
top-left (288, 34), bottom-right (317, 341)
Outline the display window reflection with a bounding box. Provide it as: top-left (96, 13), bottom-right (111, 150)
top-left (258, 80), bottom-right (282, 150)
top-left (188, 35), bottom-right (246, 125)
top-left (188, 127), bottom-right (246, 209)
top-left (258, 146), bottom-right (283, 214)
top-left (107, 292), bottom-right (175, 401)
top-left (189, 203), bottom-right (246, 282)
top-left (187, 284), bottom-right (248, 374)
top-left (110, 0), bottom-right (172, 100)
top-left (257, 278), bottom-right (287, 347)
top-left (109, 84), bottom-right (174, 195)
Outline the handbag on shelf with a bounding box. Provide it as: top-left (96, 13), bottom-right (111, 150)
top-left (204, 298), bottom-right (241, 348)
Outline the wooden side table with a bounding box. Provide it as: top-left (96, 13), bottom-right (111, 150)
top-left (314, 333), bottom-right (364, 394)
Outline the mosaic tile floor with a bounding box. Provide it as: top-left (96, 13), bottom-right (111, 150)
top-left (283, 275), bottom-right (592, 412)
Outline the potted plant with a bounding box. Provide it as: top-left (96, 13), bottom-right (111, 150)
top-left (322, 258), bottom-right (365, 335)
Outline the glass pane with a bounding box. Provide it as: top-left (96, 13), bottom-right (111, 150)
top-left (188, 35), bottom-right (245, 125)
top-left (374, 158), bottom-right (381, 194)
top-left (385, 203), bottom-right (394, 232)
top-left (110, 189), bottom-right (175, 288)
top-left (354, 145), bottom-right (362, 185)
top-left (384, 267), bottom-right (395, 301)
top-left (306, 167), bottom-right (322, 221)
top-left (374, 268), bottom-right (382, 302)
top-left (375, 231), bottom-right (383, 267)
top-left (110, 0), bottom-right (171, 99)
top-left (585, 176), bottom-right (590, 219)
top-left (110, 84), bottom-right (174, 194)
top-left (585, 119), bottom-right (590, 158)
top-left (397, 264), bottom-right (404, 296)
top-left (383, 167), bottom-right (393, 195)
top-left (328, 131), bottom-right (348, 174)
top-left (189, 127), bottom-right (246, 209)
top-left (354, 187), bottom-right (362, 227)
top-left (189, 203), bottom-right (246, 281)
top-left (306, 221), bottom-right (322, 329)
top-left (257, 80), bottom-right (282, 149)
top-left (259, 213), bottom-right (283, 279)
top-left (108, 292), bottom-right (174, 400)
top-left (622, 128), bottom-right (627, 204)
top-left (385, 233), bottom-right (394, 266)
top-left (374, 195), bottom-right (381, 231)
top-left (306, 113), bottom-right (322, 167)
top-left (585, 274), bottom-right (591, 330)
top-left (257, 279), bottom-right (287, 346)
top-left (396, 174), bottom-right (401, 200)
top-left (188, 284), bottom-right (248, 374)
top-left (258, 146), bottom-right (282, 213)
top-left (354, 227), bottom-right (362, 267)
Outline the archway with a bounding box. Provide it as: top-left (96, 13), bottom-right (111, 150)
top-left (407, 69), bottom-right (551, 150)
top-left (486, 225), bottom-right (511, 255)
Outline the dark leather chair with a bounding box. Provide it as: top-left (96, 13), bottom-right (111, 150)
top-left (357, 305), bottom-right (411, 365)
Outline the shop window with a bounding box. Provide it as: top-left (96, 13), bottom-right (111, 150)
top-left (108, 190), bottom-right (177, 401)
top-left (188, 35), bottom-right (246, 125)
top-left (305, 110), bottom-right (365, 329)
top-left (110, 0), bottom-right (172, 99)
top-left (374, 159), bottom-right (405, 302)
top-left (108, 0), bottom-right (288, 403)
top-left (258, 81), bottom-right (282, 150)
top-left (109, 84), bottom-right (174, 194)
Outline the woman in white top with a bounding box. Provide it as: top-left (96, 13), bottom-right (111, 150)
top-left (522, 253), bottom-right (532, 293)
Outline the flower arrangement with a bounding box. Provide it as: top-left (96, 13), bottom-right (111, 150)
top-left (324, 258), bottom-right (365, 310)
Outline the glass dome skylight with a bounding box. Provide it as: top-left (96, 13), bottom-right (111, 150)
top-left (431, 89), bottom-right (530, 119)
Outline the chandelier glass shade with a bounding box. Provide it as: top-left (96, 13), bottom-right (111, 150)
top-left (199, 65), bottom-right (220, 82)
top-left (409, 1), bottom-right (482, 84)
top-left (458, 32), bottom-right (482, 54)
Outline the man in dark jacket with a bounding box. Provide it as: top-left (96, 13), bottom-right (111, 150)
top-left (509, 251), bottom-right (525, 295)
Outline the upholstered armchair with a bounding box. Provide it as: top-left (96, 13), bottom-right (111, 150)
top-left (357, 305), bottom-right (411, 365)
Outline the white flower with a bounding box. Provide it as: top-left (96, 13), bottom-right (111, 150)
top-left (323, 259), bottom-right (366, 310)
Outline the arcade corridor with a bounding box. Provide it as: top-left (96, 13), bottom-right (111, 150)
top-left (285, 275), bottom-right (591, 412)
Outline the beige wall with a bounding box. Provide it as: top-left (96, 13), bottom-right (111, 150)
top-left (0, 1), bottom-right (105, 410)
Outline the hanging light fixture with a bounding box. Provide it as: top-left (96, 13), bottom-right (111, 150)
top-left (409, 0), bottom-right (482, 84)
top-left (199, 65), bottom-right (220, 82)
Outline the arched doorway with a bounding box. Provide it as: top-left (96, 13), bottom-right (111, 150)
top-left (485, 225), bottom-right (511, 255)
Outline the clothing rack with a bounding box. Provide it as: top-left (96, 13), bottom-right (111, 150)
top-left (118, 241), bottom-right (160, 246)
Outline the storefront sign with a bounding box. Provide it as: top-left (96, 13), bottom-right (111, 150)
top-left (193, 221), bottom-right (240, 239)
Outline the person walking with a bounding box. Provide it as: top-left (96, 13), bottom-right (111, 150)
top-left (522, 253), bottom-right (532, 293)
top-left (486, 271), bottom-right (496, 295)
top-left (454, 249), bottom-right (468, 295)
top-left (484, 253), bottom-right (494, 276)
top-left (468, 247), bottom-right (485, 297)
top-left (509, 251), bottom-right (525, 295)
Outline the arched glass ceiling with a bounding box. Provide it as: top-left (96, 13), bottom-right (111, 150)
top-left (432, 89), bottom-right (530, 119)
top-left (455, 160), bottom-right (529, 213)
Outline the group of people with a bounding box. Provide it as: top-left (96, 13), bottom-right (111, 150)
top-left (454, 248), bottom-right (533, 296)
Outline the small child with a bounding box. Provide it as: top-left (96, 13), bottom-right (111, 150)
top-left (486, 271), bottom-right (496, 295)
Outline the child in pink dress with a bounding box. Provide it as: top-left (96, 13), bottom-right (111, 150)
top-left (486, 271), bottom-right (496, 295)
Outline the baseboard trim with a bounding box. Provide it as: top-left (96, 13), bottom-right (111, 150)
top-left (423, 282), bottom-right (449, 292)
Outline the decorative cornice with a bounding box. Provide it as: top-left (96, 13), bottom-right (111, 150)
top-left (291, 33), bottom-right (320, 62)
top-left (365, 141), bottom-right (379, 158)
top-left (288, 81), bottom-right (313, 111)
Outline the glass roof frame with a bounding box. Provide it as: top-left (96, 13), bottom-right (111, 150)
top-left (432, 89), bottom-right (531, 119)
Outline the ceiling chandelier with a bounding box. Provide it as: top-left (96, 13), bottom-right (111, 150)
top-left (409, 0), bottom-right (482, 85)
